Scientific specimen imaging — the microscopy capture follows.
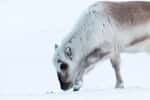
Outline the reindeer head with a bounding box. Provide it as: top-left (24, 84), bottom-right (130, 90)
top-left (53, 44), bottom-right (79, 91)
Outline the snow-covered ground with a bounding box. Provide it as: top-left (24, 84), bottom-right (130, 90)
top-left (0, 0), bottom-right (150, 99)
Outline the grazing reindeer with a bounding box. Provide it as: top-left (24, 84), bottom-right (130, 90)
top-left (53, 1), bottom-right (150, 91)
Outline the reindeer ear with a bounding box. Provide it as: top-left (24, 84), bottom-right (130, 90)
top-left (54, 44), bottom-right (58, 50)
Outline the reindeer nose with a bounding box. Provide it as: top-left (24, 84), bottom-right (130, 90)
top-left (60, 81), bottom-right (72, 90)
top-left (57, 72), bottom-right (72, 91)
top-left (60, 63), bottom-right (68, 71)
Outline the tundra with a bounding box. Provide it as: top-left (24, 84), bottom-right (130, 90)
top-left (53, 1), bottom-right (150, 91)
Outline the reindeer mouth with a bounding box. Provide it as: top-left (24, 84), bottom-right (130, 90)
top-left (59, 81), bottom-right (73, 91)
top-left (57, 72), bottom-right (73, 91)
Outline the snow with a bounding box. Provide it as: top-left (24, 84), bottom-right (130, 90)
top-left (0, 0), bottom-right (150, 99)
top-left (0, 88), bottom-right (150, 100)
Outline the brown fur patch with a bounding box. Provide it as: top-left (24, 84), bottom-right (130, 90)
top-left (129, 35), bottom-right (150, 46)
top-left (104, 2), bottom-right (150, 26)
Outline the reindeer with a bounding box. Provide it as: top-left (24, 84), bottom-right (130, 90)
top-left (53, 1), bottom-right (150, 91)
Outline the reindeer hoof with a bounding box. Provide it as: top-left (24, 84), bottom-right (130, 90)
top-left (73, 84), bottom-right (81, 92)
top-left (73, 80), bottom-right (82, 92)
top-left (73, 88), bottom-right (80, 92)
top-left (115, 83), bottom-right (124, 89)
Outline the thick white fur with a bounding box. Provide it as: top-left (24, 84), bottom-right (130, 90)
top-left (53, 2), bottom-right (150, 91)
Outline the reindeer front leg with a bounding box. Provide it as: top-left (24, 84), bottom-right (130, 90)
top-left (73, 71), bottom-right (84, 91)
top-left (73, 67), bottom-right (85, 91)
top-left (110, 53), bottom-right (124, 88)
top-left (73, 78), bottom-right (83, 91)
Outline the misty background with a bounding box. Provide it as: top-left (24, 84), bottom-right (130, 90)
top-left (0, 0), bottom-right (150, 96)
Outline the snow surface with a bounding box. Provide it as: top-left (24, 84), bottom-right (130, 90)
top-left (0, 0), bottom-right (150, 99)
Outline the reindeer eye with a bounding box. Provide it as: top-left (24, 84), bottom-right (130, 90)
top-left (57, 59), bottom-right (62, 63)
top-left (60, 63), bottom-right (68, 71)
top-left (65, 47), bottom-right (72, 60)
